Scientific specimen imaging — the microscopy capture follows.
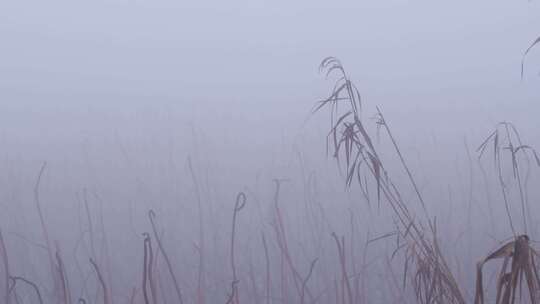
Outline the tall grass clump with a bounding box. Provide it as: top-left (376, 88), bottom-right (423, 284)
top-left (313, 56), bottom-right (540, 304)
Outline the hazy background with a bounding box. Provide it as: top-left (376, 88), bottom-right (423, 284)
top-left (1, 0), bottom-right (540, 302)
top-left (2, 0), bottom-right (540, 160)
top-left (1, 0), bottom-right (540, 219)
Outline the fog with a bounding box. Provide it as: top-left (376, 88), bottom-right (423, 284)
top-left (1, 0), bottom-right (540, 303)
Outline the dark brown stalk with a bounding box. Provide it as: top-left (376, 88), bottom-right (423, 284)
top-left (375, 107), bottom-right (432, 228)
top-left (300, 258), bottom-right (318, 304)
top-left (129, 287), bottom-right (137, 304)
top-left (385, 255), bottom-right (409, 304)
top-left (521, 36), bottom-right (540, 78)
top-left (155, 264), bottom-right (168, 304)
top-left (33, 162), bottom-right (59, 295)
top-left (92, 190), bottom-right (115, 304)
top-left (247, 252), bottom-right (260, 304)
top-left (188, 157), bottom-right (206, 304)
top-left (10, 287), bottom-right (19, 304)
top-left (261, 233), bottom-right (271, 304)
top-left (477, 122), bottom-right (538, 236)
top-left (478, 159), bottom-right (496, 233)
top-left (497, 152), bottom-right (516, 236)
top-left (147, 235), bottom-right (158, 304)
top-left (90, 258), bottom-right (110, 304)
top-left (10, 276), bottom-right (43, 304)
top-left (0, 229), bottom-right (10, 304)
top-left (56, 247), bottom-right (71, 304)
top-left (271, 179), bottom-right (309, 301)
top-left (83, 189), bottom-right (97, 261)
top-left (148, 210), bottom-right (184, 304)
top-left (332, 233), bottom-right (353, 304)
top-left (142, 234), bottom-right (151, 304)
top-left (193, 242), bottom-right (204, 304)
top-left (230, 192), bottom-right (246, 304)
top-left (225, 280), bottom-right (239, 304)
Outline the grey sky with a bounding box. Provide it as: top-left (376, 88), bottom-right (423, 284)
top-left (1, 0), bottom-right (539, 173)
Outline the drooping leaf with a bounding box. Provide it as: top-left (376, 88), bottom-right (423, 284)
top-left (368, 152), bottom-right (381, 208)
top-left (521, 36), bottom-right (540, 79)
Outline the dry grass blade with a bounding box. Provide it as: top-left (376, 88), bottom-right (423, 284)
top-left (475, 235), bottom-right (540, 304)
top-left (521, 36), bottom-right (540, 79)
top-left (478, 122), bottom-right (538, 235)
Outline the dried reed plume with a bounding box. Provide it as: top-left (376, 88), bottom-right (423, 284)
top-left (315, 57), bottom-right (464, 304)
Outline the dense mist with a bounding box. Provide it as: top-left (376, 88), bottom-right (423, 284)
top-left (1, 0), bottom-right (540, 303)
